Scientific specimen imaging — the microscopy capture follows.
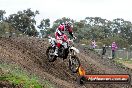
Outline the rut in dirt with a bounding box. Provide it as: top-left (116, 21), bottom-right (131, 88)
top-left (0, 37), bottom-right (82, 88)
top-left (0, 37), bottom-right (132, 88)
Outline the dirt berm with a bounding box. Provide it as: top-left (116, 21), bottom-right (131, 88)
top-left (0, 37), bottom-right (132, 88)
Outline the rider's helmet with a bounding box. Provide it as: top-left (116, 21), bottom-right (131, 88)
top-left (65, 21), bottom-right (72, 29)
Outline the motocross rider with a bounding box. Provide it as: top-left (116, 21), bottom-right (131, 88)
top-left (54, 22), bottom-right (76, 56)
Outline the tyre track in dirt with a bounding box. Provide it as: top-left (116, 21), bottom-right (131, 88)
top-left (0, 37), bottom-right (86, 88)
top-left (0, 37), bottom-right (132, 88)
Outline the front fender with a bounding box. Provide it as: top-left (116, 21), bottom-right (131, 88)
top-left (70, 47), bottom-right (80, 53)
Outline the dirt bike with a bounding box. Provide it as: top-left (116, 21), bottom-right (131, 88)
top-left (46, 35), bottom-right (80, 73)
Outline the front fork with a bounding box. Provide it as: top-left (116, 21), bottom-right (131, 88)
top-left (69, 49), bottom-right (75, 62)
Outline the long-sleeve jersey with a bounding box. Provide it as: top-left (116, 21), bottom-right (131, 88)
top-left (55, 24), bottom-right (74, 40)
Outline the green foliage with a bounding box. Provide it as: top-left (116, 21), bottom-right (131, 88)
top-left (0, 23), bottom-right (5, 36)
top-left (0, 63), bottom-right (55, 88)
top-left (46, 17), bottom-right (132, 49)
top-left (38, 18), bottom-right (50, 37)
top-left (79, 38), bottom-right (90, 45)
top-left (54, 17), bottom-right (74, 24)
top-left (0, 10), bottom-right (6, 22)
top-left (38, 19), bottom-right (50, 30)
top-left (115, 58), bottom-right (132, 64)
top-left (74, 17), bottom-right (132, 48)
top-left (99, 36), bottom-right (128, 48)
top-left (0, 22), bottom-right (23, 37)
top-left (7, 8), bottom-right (39, 36)
top-left (1, 9), bottom-right (132, 48)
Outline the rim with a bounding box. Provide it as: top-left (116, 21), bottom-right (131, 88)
top-left (70, 58), bottom-right (80, 71)
top-left (48, 48), bottom-right (55, 60)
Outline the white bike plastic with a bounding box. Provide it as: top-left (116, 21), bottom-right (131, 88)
top-left (70, 47), bottom-right (80, 53)
top-left (48, 37), bottom-right (56, 47)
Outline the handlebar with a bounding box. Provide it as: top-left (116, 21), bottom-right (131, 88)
top-left (48, 35), bottom-right (76, 45)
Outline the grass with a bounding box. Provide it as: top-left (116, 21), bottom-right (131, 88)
top-left (115, 58), bottom-right (132, 64)
top-left (114, 58), bottom-right (132, 69)
top-left (0, 63), bottom-right (55, 88)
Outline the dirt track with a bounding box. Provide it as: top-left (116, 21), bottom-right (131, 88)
top-left (0, 37), bottom-right (132, 88)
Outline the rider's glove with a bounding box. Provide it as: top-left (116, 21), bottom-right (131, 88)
top-left (73, 36), bottom-right (76, 40)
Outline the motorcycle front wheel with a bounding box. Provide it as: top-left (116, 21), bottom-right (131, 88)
top-left (69, 55), bottom-right (80, 73)
top-left (46, 46), bottom-right (57, 62)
